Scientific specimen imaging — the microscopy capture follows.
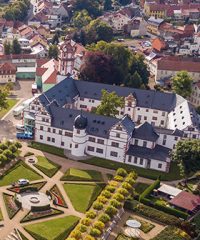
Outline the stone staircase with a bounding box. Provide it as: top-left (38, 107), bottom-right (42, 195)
top-left (4, 229), bottom-right (22, 240)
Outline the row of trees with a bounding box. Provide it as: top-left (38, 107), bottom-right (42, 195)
top-left (4, 39), bottom-right (21, 55)
top-left (3, 0), bottom-right (30, 21)
top-left (80, 41), bottom-right (149, 89)
top-left (0, 83), bottom-right (13, 111)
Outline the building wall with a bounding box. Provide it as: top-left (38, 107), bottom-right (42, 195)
top-left (0, 74), bottom-right (16, 83)
top-left (188, 85), bottom-right (200, 107)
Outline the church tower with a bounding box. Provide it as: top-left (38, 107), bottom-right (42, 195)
top-left (58, 35), bottom-right (76, 76)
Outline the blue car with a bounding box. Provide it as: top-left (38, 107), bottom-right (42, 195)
top-left (16, 132), bottom-right (33, 140)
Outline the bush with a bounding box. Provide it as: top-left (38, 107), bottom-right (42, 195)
top-left (3, 149), bottom-right (14, 159)
top-left (0, 143), bottom-right (8, 150)
top-left (113, 193), bottom-right (124, 202)
top-left (105, 205), bottom-right (118, 217)
top-left (0, 149), bottom-right (3, 154)
top-left (9, 144), bottom-right (17, 153)
top-left (86, 210), bottom-right (97, 219)
top-left (77, 224), bottom-right (87, 233)
top-left (122, 182), bottom-right (132, 190)
top-left (98, 213), bottom-right (110, 223)
top-left (94, 221), bottom-right (105, 231)
top-left (128, 171), bottom-right (137, 180)
top-left (81, 218), bottom-right (92, 226)
top-left (90, 228), bottom-right (101, 237)
top-left (116, 168), bottom-right (128, 177)
top-left (97, 196), bottom-right (108, 204)
top-left (70, 230), bottom-right (82, 239)
top-left (0, 154), bottom-right (7, 163)
top-left (14, 141), bottom-right (22, 149)
top-left (114, 175), bottom-right (124, 182)
top-left (118, 187), bottom-right (129, 197)
top-left (139, 179), bottom-right (160, 201)
top-left (110, 199), bottom-right (122, 209)
top-left (24, 152), bottom-right (34, 157)
top-left (93, 201), bottom-right (103, 210)
top-left (105, 185), bottom-right (116, 193)
top-left (125, 177), bottom-right (135, 186)
top-left (84, 235), bottom-right (95, 240)
top-left (101, 190), bottom-right (112, 198)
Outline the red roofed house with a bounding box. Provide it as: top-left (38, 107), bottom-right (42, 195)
top-left (152, 38), bottom-right (168, 52)
top-left (170, 191), bottom-right (200, 214)
top-left (0, 62), bottom-right (16, 83)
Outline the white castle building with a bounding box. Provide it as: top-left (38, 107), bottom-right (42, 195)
top-left (24, 77), bottom-right (200, 173)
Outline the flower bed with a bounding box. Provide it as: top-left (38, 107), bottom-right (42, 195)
top-left (49, 185), bottom-right (68, 208)
top-left (7, 181), bottom-right (46, 193)
top-left (3, 193), bottom-right (21, 219)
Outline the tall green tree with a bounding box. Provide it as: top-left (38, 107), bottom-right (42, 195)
top-left (3, 40), bottom-right (11, 55)
top-left (95, 90), bottom-right (124, 117)
top-left (172, 71), bottom-right (192, 98)
top-left (104, 0), bottom-right (113, 10)
top-left (52, 33), bottom-right (59, 45)
top-left (72, 10), bottom-right (92, 29)
top-left (0, 84), bottom-right (11, 111)
top-left (12, 39), bottom-right (21, 54)
top-left (172, 139), bottom-right (200, 180)
top-left (48, 45), bottom-right (59, 60)
top-left (73, 0), bottom-right (101, 18)
top-left (126, 71), bottom-right (143, 88)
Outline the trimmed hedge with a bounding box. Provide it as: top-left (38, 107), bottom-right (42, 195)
top-left (31, 204), bottom-right (51, 212)
top-left (139, 179), bottom-right (160, 201)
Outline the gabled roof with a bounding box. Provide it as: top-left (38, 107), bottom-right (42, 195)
top-left (36, 67), bottom-right (48, 76)
top-left (119, 115), bottom-right (135, 136)
top-left (44, 70), bottom-right (57, 84)
top-left (132, 122), bottom-right (159, 141)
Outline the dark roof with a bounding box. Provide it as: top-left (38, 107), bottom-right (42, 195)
top-left (127, 144), bottom-right (170, 162)
top-left (74, 113), bottom-right (88, 130)
top-left (154, 127), bottom-right (184, 137)
top-left (119, 115), bottom-right (135, 136)
top-left (132, 122), bottom-right (159, 141)
top-left (49, 106), bottom-right (119, 138)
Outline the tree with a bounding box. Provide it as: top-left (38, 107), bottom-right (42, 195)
top-left (84, 20), bottom-right (113, 44)
top-left (48, 45), bottom-right (59, 60)
top-left (73, 0), bottom-right (101, 18)
top-left (0, 84), bottom-right (10, 111)
top-left (12, 39), bottom-right (21, 54)
top-left (80, 51), bottom-right (123, 85)
top-left (52, 33), bottom-right (59, 45)
top-left (172, 139), bottom-right (200, 180)
top-left (95, 90), bottom-right (124, 117)
top-left (3, 40), bottom-right (11, 55)
top-left (125, 71), bottom-right (143, 88)
top-left (172, 71), bottom-right (192, 98)
top-left (104, 0), bottom-right (113, 11)
top-left (118, 0), bottom-right (132, 5)
top-left (72, 10), bottom-right (92, 29)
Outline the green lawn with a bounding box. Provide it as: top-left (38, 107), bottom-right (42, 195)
top-left (134, 182), bottom-right (150, 194)
top-left (34, 156), bottom-right (60, 177)
top-left (61, 168), bottom-right (103, 182)
top-left (63, 183), bottom-right (103, 213)
top-left (0, 161), bottom-right (42, 186)
top-left (28, 141), bottom-right (65, 157)
top-left (0, 98), bottom-right (18, 119)
top-left (24, 215), bottom-right (79, 240)
top-left (80, 157), bottom-right (182, 181)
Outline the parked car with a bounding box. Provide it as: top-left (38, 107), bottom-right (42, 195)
top-left (18, 179), bottom-right (29, 186)
top-left (16, 132), bottom-right (33, 140)
top-left (16, 124), bottom-right (25, 131)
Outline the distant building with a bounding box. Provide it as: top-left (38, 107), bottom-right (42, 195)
top-left (0, 62), bottom-right (16, 83)
top-left (147, 16), bottom-right (164, 35)
top-left (189, 81), bottom-right (200, 107)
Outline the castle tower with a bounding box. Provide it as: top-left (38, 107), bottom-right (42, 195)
top-left (71, 112), bottom-right (87, 157)
top-left (58, 35), bottom-right (76, 76)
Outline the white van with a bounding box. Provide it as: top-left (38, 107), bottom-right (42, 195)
top-left (13, 105), bottom-right (25, 117)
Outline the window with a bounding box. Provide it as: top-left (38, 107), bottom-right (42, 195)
top-left (97, 139), bottom-right (104, 144)
top-left (53, 129), bottom-right (56, 133)
top-left (164, 135), bottom-right (167, 139)
top-left (77, 129), bottom-right (80, 134)
top-left (116, 125), bottom-right (122, 131)
top-left (146, 109), bottom-right (149, 112)
top-left (40, 135), bottom-right (43, 140)
top-left (135, 139), bottom-right (138, 145)
top-left (162, 112), bottom-right (165, 116)
top-left (153, 110), bottom-right (158, 114)
top-left (75, 144), bottom-right (78, 148)
top-left (111, 142), bottom-right (119, 147)
top-left (89, 137), bottom-right (95, 142)
top-left (138, 115), bottom-right (142, 121)
top-left (87, 146), bottom-right (94, 152)
top-left (140, 158), bottom-right (143, 165)
top-left (52, 138), bottom-right (55, 143)
top-left (59, 130), bottom-right (62, 135)
top-left (116, 133), bottom-right (120, 138)
top-left (61, 142), bottom-right (64, 146)
top-left (65, 132), bottom-right (73, 137)
top-left (47, 137), bottom-right (50, 141)
top-left (134, 157), bottom-right (137, 163)
top-left (163, 139), bottom-right (166, 145)
top-left (152, 116), bottom-right (157, 120)
top-left (128, 156), bottom-right (131, 163)
top-left (158, 163), bottom-right (162, 169)
top-left (96, 148), bottom-right (103, 154)
top-left (143, 141), bottom-right (147, 147)
top-left (70, 144), bottom-right (72, 148)
top-left (174, 136), bottom-right (178, 140)
top-left (80, 104), bottom-right (87, 109)
top-left (48, 128), bottom-right (51, 132)
top-left (110, 151), bottom-right (118, 157)
top-left (144, 116), bottom-right (147, 120)
top-left (40, 126), bottom-right (43, 130)
top-left (160, 120), bottom-right (164, 125)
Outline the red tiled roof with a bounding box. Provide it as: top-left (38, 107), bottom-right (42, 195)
top-left (0, 54), bottom-right (37, 60)
top-left (36, 67), bottom-right (48, 76)
top-left (170, 191), bottom-right (200, 211)
top-left (152, 38), bottom-right (167, 52)
top-left (157, 56), bottom-right (200, 72)
top-left (36, 58), bottom-right (50, 67)
top-left (0, 62), bottom-right (16, 74)
top-left (44, 70), bottom-right (57, 84)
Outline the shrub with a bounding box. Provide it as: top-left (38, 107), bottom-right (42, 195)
top-left (93, 201), bottom-right (103, 210)
top-left (128, 171), bottom-right (137, 180)
top-left (113, 193), bottom-right (124, 202)
top-left (0, 143), bottom-right (8, 150)
top-left (70, 230), bottom-right (82, 239)
top-left (122, 182), bottom-right (132, 190)
top-left (97, 195), bottom-right (108, 204)
top-left (109, 180), bottom-right (119, 187)
top-left (94, 221), bottom-right (105, 231)
top-left (0, 149), bottom-right (3, 154)
top-left (14, 141), bottom-right (22, 148)
top-left (101, 190), bottom-right (112, 198)
top-left (3, 149), bottom-right (14, 159)
top-left (9, 144), bottom-right (17, 153)
top-left (139, 179), bottom-right (160, 201)
top-left (98, 213), bottom-right (110, 223)
top-left (0, 154), bottom-right (7, 163)
top-left (114, 175), bottom-right (124, 182)
top-left (105, 205), bottom-right (118, 217)
top-left (85, 235), bottom-right (95, 240)
top-left (105, 185), bottom-right (116, 193)
top-left (86, 210), bottom-right (97, 219)
top-left (125, 177), bottom-right (135, 186)
top-left (116, 168), bottom-right (128, 177)
top-left (110, 199), bottom-right (122, 208)
top-left (90, 228), bottom-right (101, 237)
top-left (81, 218), bottom-right (92, 226)
top-left (118, 187), bottom-right (129, 196)
top-left (24, 152), bottom-right (34, 157)
top-left (77, 224), bottom-right (87, 233)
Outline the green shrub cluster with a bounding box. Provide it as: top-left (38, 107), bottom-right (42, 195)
top-left (139, 179), bottom-right (160, 201)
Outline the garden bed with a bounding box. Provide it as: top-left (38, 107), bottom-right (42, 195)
top-left (3, 193), bottom-right (21, 219)
top-left (116, 233), bottom-right (138, 240)
top-left (49, 185), bottom-right (68, 208)
top-left (128, 216), bottom-right (155, 233)
top-left (8, 181), bottom-right (46, 193)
